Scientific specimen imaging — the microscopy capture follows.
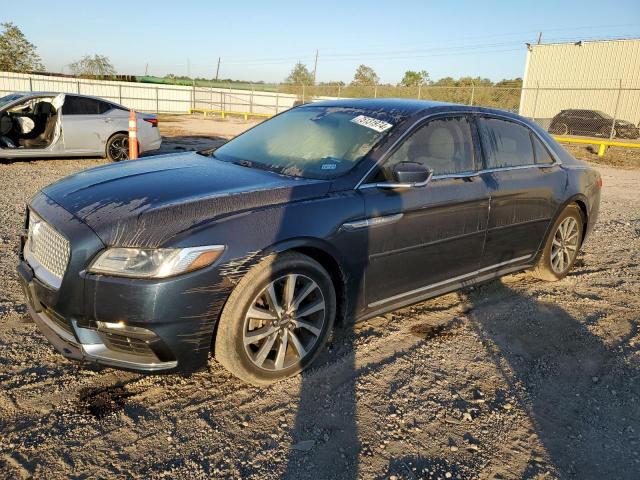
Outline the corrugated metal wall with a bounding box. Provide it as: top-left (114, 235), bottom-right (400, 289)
top-left (0, 71), bottom-right (316, 114)
top-left (519, 39), bottom-right (640, 125)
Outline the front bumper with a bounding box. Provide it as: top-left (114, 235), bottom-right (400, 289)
top-left (19, 192), bottom-right (236, 373)
top-left (18, 260), bottom-right (178, 371)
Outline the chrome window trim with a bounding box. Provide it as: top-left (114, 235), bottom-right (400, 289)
top-left (358, 169), bottom-right (434, 190)
top-left (368, 254), bottom-right (532, 308)
top-left (356, 110), bottom-right (563, 190)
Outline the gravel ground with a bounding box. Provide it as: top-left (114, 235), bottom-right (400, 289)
top-left (0, 118), bottom-right (638, 479)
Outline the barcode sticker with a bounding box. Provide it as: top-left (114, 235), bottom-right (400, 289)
top-left (350, 115), bottom-right (393, 133)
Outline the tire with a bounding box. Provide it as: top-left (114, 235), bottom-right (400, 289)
top-left (215, 252), bottom-right (336, 386)
top-left (106, 133), bottom-right (131, 162)
top-left (599, 126), bottom-right (615, 138)
top-left (531, 204), bottom-right (584, 282)
top-left (550, 123), bottom-right (569, 135)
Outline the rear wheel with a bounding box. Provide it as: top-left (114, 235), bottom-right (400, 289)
top-left (550, 123), bottom-right (569, 135)
top-left (215, 252), bottom-right (336, 386)
top-left (531, 204), bottom-right (583, 281)
top-left (106, 133), bottom-right (130, 161)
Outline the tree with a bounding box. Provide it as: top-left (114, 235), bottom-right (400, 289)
top-left (0, 22), bottom-right (44, 72)
top-left (399, 70), bottom-right (429, 87)
top-left (351, 64), bottom-right (379, 86)
top-left (69, 54), bottom-right (116, 79)
top-left (284, 61), bottom-right (314, 86)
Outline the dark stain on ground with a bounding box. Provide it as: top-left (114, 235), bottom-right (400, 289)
top-left (77, 385), bottom-right (135, 419)
top-left (410, 322), bottom-right (453, 339)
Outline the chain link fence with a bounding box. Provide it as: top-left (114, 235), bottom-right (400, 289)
top-left (2, 71), bottom-right (639, 141)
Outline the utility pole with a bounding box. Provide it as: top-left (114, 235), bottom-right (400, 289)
top-left (145, 63), bottom-right (149, 76)
top-left (187, 58), bottom-right (191, 78)
top-left (312, 50), bottom-right (318, 84)
top-left (215, 57), bottom-right (221, 82)
top-left (537, 32), bottom-right (542, 44)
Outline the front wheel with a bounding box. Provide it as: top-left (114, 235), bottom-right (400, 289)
top-left (106, 133), bottom-right (130, 161)
top-left (215, 252), bottom-right (336, 385)
top-left (599, 126), bottom-right (615, 138)
top-left (531, 204), bottom-right (584, 281)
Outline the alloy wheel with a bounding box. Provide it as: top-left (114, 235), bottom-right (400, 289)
top-left (109, 136), bottom-right (129, 161)
top-left (242, 274), bottom-right (326, 371)
top-left (550, 216), bottom-right (579, 274)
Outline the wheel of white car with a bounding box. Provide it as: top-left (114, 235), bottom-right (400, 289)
top-left (106, 133), bottom-right (131, 162)
top-left (215, 252), bottom-right (336, 386)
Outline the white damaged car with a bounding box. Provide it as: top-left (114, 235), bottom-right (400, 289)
top-left (0, 92), bottom-right (162, 161)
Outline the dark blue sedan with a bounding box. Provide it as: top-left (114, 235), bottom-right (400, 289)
top-left (17, 99), bottom-right (601, 385)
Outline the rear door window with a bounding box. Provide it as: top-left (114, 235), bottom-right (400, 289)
top-left (62, 96), bottom-right (105, 115)
top-left (478, 117), bottom-right (535, 168)
top-left (532, 135), bottom-right (554, 164)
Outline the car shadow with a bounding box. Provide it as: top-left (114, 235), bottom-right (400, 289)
top-left (372, 277), bottom-right (638, 479)
top-left (460, 279), bottom-right (638, 478)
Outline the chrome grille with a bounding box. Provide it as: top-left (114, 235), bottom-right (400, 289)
top-left (99, 332), bottom-right (156, 358)
top-left (24, 210), bottom-right (70, 289)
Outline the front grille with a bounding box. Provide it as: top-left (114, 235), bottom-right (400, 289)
top-left (25, 211), bottom-right (70, 287)
top-left (99, 332), bottom-right (156, 358)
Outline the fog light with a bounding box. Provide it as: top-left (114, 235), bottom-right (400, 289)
top-left (96, 321), bottom-right (156, 339)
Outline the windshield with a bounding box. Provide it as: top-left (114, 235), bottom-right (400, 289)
top-left (209, 106), bottom-right (398, 179)
top-left (0, 93), bottom-right (25, 109)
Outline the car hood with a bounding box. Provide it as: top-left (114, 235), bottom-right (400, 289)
top-left (41, 152), bottom-right (331, 247)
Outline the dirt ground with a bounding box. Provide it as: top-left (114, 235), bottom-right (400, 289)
top-left (0, 116), bottom-right (638, 480)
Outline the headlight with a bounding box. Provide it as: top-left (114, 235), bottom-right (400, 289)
top-left (88, 245), bottom-right (225, 278)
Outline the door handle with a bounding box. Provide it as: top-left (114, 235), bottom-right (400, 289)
top-left (104, 118), bottom-right (113, 123)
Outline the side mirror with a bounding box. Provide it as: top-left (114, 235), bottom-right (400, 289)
top-left (359, 161), bottom-right (434, 190)
top-left (393, 161), bottom-right (432, 185)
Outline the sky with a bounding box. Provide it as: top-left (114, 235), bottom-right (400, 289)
top-left (4, 0), bottom-right (640, 84)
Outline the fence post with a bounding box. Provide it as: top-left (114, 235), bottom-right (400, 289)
top-left (302, 84), bottom-right (305, 103)
top-left (374, 84), bottom-right (378, 98)
top-left (29, 77), bottom-right (33, 92)
top-left (417, 84), bottom-right (421, 100)
top-left (337, 85), bottom-right (341, 98)
top-left (276, 92), bottom-right (280, 115)
top-left (250, 85), bottom-right (254, 113)
top-left (118, 85), bottom-right (122, 105)
top-left (469, 85), bottom-right (475, 106)
top-left (532, 81), bottom-right (540, 122)
top-left (155, 86), bottom-right (159, 114)
top-left (192, 82), bottom-right (196, 111)
top-left (76, 81), bottom-right (80, 94)
top-left (610, 79), bottom-right (623, 140)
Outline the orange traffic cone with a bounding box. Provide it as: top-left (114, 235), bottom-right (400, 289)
top-left (128, 109), bottom-right (138, 160)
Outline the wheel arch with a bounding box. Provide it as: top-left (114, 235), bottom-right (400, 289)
top-left (537, 194), bottom-right (589, 261)
top-left (105, 131), bottom-right (138, 159)
top-left (262, 237), bottom-right (349, 326)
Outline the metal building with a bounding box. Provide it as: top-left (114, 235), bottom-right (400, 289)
top-left (519, 38), bottom-right (640, 128)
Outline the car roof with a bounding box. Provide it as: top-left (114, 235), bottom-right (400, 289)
top-left (12, 91), bottom-right (121, 105)
top-left (308, 97), bottom-right (523, 121)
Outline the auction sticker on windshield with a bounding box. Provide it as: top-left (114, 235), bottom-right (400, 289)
top-left (350, 115), bottom-right (393, 133)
